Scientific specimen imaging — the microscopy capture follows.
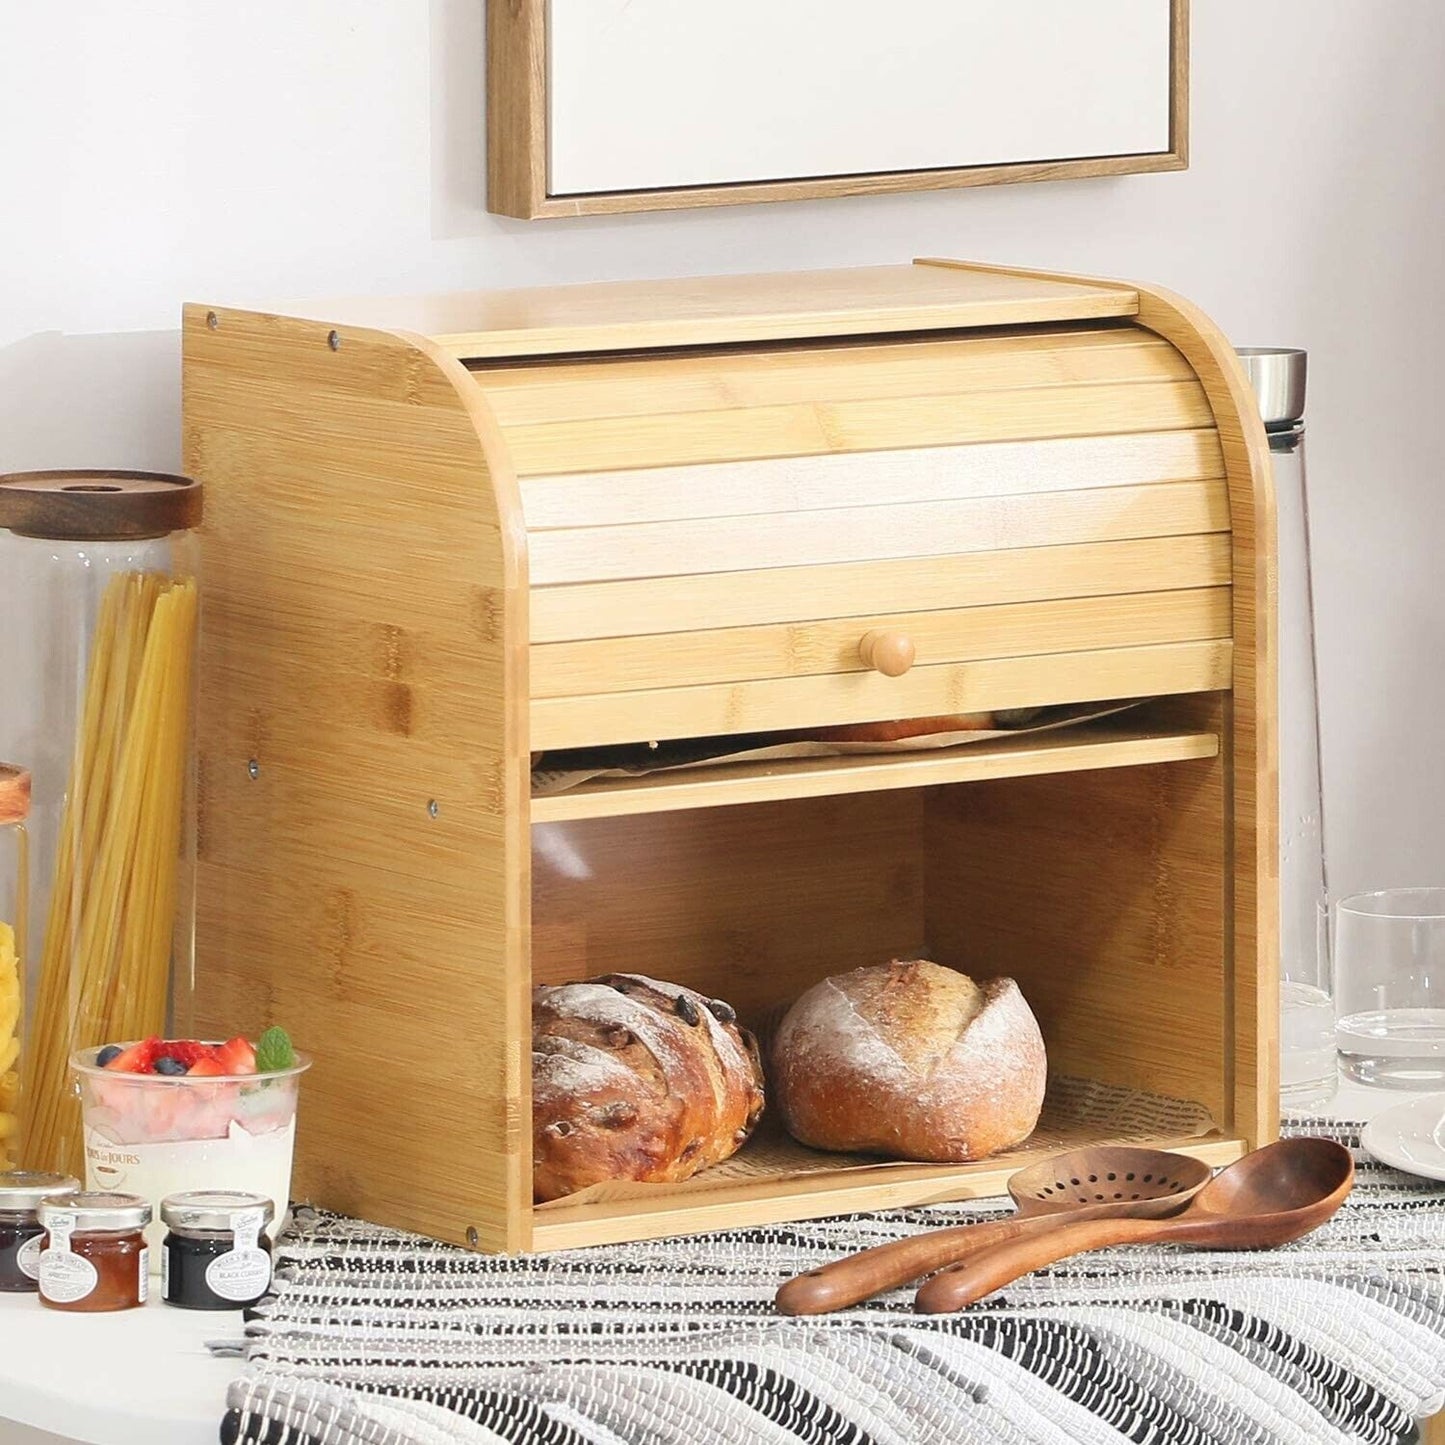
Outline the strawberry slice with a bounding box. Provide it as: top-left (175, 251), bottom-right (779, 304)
top-left (159, 1040), bottom-right (219, 1068)
top-left (103, 1036), bottom-right (161, 1073)
top-left (184, 1057), bottom-right (226, 1077)
top-left (213, 1036), bottom-right (257, 1075)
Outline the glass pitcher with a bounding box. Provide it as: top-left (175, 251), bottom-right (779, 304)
top-left (1238, 348), bottom-right (1335, 1108)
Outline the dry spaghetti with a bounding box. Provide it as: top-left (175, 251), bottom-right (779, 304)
top-left (20, 572), bottom-right (198, 1175)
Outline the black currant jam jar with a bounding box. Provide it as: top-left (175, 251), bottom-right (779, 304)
top-left (160, 1190), bottom-right (274, 1310)
top-left (0, 1172), bottom-right (80, 1292)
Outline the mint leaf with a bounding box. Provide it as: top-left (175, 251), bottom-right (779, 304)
top-left (255, 1026), bottom-right (296, 1073)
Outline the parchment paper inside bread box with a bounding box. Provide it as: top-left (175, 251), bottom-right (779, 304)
top-left (534, 1075), bottom-right (1220, 1209)
top-left (531, 700), bottom-right (1152, 796)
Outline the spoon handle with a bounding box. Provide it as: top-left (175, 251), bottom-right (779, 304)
top-left (914, 1215), bottom-right (1185, 1313)
top-left (776, 1215), bottom-right (1056, 1315)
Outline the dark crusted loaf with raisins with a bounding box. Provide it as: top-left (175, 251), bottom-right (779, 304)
top-left (532, 973), bottom-right (765, 1203)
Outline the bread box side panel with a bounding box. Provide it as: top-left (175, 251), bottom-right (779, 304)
top-left (183, 308), bottom-right (533, 1251)
top-left (1133, 283), bottom-right (1279, 1148)
top-left (472, 324), bottom-right (1235, 752)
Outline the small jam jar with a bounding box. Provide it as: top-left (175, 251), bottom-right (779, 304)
top-left (0, 1172), bottom-right (80, 1292)
top-left (37, 1192), bottom-right (151, 1311)
top-left (160, 1191), bottom-right (274, 1310)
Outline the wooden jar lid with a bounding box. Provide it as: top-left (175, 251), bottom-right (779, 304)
top-left (0, 766), bottom-right (31, 825)
top-left (0, 471), bottom-right (202, 541)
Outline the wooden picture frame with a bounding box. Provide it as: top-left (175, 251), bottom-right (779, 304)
top-left (488, 0), bottom-right (1189, 220)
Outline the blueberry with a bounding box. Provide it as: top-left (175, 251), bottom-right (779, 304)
top-left (154, 1056), bottom-right (186, 1075)
top-left (96, 1045), bottom-right (123, 1067)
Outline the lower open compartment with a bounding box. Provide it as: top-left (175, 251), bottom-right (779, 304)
top-left (531, 1101), bottom-right (1244, 1253)
top-left (529, 707), bottom-right (1242, 1250)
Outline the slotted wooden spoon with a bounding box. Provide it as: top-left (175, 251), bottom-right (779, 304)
top-left (774, 1145), bottom-right (1212, 1315)
top-left (914, 1135), bottom-right (1355, 1314)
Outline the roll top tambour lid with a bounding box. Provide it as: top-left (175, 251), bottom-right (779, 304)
top-left (0, 471), bottom-right (202, 541)
top-left (0, 765), bottom-right (30, 826)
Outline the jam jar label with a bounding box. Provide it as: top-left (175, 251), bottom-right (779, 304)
top-left (16, 1234), bottom-right (43, 1281)
top-left (138, 1247), bottom-right (149, 1304)
top-left (39, 1252), bottom-right (98, 1304)
top-left (39, 1215), bottom-right (98, 1305)
top-left (205, 1208), bottom-right (271, 1303)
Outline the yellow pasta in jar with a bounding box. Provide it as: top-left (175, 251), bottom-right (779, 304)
top-left (18, 575), bottom-right (197, 1176)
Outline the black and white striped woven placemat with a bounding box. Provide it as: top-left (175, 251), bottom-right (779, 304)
top-left (221, 1120), bottom-right (1445, 1444)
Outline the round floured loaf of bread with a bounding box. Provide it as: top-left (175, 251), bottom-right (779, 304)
top-left (532, 973), bottom-right (765, 1202)
top-left (771, 959), bottom-right (1045, 1162)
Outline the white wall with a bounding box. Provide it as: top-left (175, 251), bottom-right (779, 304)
top-left (2, 0), bottom-right (1442, 898)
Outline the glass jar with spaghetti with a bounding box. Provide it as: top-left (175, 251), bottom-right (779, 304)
top-left (0, 764), bottom-right (30, 1172)
top-left (0, 474), bottom-right (202, 1180)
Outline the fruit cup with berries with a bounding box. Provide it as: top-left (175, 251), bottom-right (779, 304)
top-left (70, 1029), bottom-right (309, 1265)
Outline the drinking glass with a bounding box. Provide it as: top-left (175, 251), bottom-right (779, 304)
top-left (1336, 888), bottom-right (1445, 1088)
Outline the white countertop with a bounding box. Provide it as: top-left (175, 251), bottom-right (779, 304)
top-left (0, 1078), bottom-right (1421, 1445)
top-left (0, 1292), bottom-right (235, 1445)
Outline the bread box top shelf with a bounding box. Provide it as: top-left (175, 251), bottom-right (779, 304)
top-left (531, 724), bottom-right (1221, 824)
top-left (297, 262), bottom-right (1141, 361)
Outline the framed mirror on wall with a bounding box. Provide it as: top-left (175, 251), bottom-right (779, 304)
top-left (488, 0), bottom-right (1189, 220)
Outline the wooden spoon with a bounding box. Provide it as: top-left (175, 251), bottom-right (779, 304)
top-left (914, 1136), bottom-right (1355, 1314)
top-left (774, 1146), bottom-right (1211, 1316)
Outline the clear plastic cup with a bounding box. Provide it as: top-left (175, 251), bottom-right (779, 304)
top-left (71, 1045), bottom-right (308, 1266)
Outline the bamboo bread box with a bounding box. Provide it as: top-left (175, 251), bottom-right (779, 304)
top-left (182, 259), bottom-right (1278, 1253)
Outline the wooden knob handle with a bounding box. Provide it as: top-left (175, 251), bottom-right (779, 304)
top-left (859, 630), bottom-right (916, 677)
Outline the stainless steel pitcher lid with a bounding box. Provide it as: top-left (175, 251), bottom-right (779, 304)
top-left (1237, 348), bottom-right (1306, 430)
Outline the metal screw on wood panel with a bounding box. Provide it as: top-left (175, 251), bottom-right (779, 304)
top-left (466, 1226), bottom-right (479, 1248)
top-left (206, 311), bottom-right (219, 330)
top-left (327, 330), bottom-right (341, 351)
top-left (427, 799), bottom-right (439, 818)
top-left (247, 759), bottom-right (260, 779)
